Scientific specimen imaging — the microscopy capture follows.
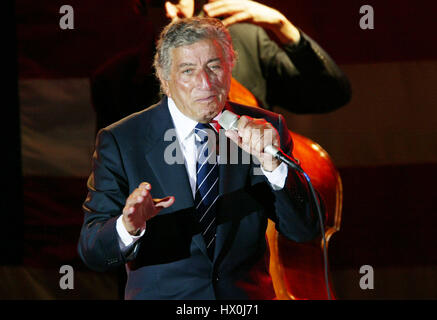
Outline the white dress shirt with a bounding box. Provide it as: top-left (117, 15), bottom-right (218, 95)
top-left (116, 97), bottom-right (288, 251)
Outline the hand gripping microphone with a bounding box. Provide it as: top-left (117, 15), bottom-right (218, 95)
top-left (219, 110), bottom-right (302, 171)
top-left (218, 109), bottom-right (332, 300)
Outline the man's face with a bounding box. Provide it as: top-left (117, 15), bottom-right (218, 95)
top-left (163, 39), bottom-right (232, 123)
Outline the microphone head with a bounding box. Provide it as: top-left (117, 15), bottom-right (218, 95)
top-left (264, 145), bottom-right (280, 156)
top-left (219, 110), bottom-right (239, 130)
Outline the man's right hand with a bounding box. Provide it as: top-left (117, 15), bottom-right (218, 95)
top-left (122, 182), bottom-right (175, 235)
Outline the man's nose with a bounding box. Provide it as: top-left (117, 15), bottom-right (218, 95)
top-left (196, 69), bottom-right (213, 89)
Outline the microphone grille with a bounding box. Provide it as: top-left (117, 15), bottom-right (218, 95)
top-left (219, 110), bottom-right (239, 130)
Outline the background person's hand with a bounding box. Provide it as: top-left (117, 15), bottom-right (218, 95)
top-left (122, 182), bottom-right (175, 235)
top-left (165, 0), bottom-right (195, 21)
top-left (204, 0), bottom-right (301, 44)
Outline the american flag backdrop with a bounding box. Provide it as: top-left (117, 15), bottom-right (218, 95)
top-left (3, 0), bottom-right (437, 299)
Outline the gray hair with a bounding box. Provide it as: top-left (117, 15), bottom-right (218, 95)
top-left (154, 17), bottom-right (236, 86)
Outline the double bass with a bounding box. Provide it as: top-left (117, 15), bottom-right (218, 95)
top-left (229, 78), bottom-right (343, 300)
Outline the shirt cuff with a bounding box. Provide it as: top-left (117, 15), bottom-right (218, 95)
top-left (261, 162), bottom-right (288, 190)
top-left (116, 215), bottom-right (145, 251)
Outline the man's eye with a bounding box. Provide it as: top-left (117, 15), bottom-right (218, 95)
top-left (210, 65), bottom-right (221, 70)
top-left (182, 69), bottom-right (193, 74)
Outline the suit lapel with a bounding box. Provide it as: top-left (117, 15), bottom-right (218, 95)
top-left (143, 97), bottom-right (194, 212)
top-left (143, 98), bottom-right (209, 257)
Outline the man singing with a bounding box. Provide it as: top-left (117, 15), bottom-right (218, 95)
top-left (78, 17), bottom-right (321, 300)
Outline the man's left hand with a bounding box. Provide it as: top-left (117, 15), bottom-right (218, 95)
top-left (224, 115), bottom-right (281, 172)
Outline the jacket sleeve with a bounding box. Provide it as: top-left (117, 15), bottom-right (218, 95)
top-left (258, 28), bottom-right (351, 113)
top-left (77, 128), bottom-right (130, 272)
top-left (251, 113), bottom-right (323, 242)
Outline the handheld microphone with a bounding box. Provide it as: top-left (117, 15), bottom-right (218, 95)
top-left (218, 109), bottom-right (332, 300)
top-left (218, 110), bottom-right (302, 171)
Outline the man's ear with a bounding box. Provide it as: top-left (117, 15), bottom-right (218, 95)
top-left (162, 80), bottom-right (170, 96)
top-left (157, 69), bottom-right (170, 96)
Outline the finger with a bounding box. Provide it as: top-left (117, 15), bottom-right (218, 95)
top-left (224, 129), bottom-right (241, 147)
top-left (137, 188), bottom-right (154, 208)
top-left (239, 118), bottom-right (254, 147)
top-left (126, 188), bottom-right (147, 206)
top-left (263, 124), bottom-right (280, 148)
top-left (225, 129), bottom-right (239, 140)
top-left (165, 1), bottom-right (178, 20)
top-left (126, 185), bottom-right (153, 213)
top-left (139, 182), bottom-right (151, 191)
top-left (204, 0), bottom-right (242, 16)
top-left (125, 194), bottom-right (138, 208)
top-left (126, 194), bottom-right (147, 216)
top-left (130, 192), bottom-right (155, 222)
top-left (204, 7), bottom-right (241, 19)
top-left (123, 205), bottom-right (135, 215)
top-left (154, 196), bottom-right (175, 209)
top-left (251, 130), bottom-right (264, 154)
top-left (242, 128), bottom-right (252, 148)
top-left (221, 11), bottom-right (252, 26)
top-left (225, 129), bottom-right (253, 155)
top-left (237, 115), bottom-right (250, 136)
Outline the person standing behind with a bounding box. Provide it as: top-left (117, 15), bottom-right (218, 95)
top-left (91, 0), bottom-right (351, 131)
top-left (79, 17), bottom-right (322, 299)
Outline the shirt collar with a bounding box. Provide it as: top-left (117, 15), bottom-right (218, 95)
top-left (167, 97), bottom-right (222, 141)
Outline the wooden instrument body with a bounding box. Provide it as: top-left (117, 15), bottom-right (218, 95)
top-left (267, 132), bottom-right (342, 300)
top-left (228, 78), bottom-right (343, 299)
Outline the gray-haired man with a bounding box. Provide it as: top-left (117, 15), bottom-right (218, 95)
top-left (79, 17), bottom-right (321, 300)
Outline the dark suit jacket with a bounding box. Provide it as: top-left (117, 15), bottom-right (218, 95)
top-left (78, 97), bottom-right (321, 299)
top-left (91, 24), bottom-right (351, 132)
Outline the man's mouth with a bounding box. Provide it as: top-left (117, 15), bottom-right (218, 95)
top-left (195, 95), bottom-right (216, 102)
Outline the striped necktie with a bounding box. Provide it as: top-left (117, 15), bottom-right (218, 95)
top-left (194, 123), bottom-right (219, 259)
